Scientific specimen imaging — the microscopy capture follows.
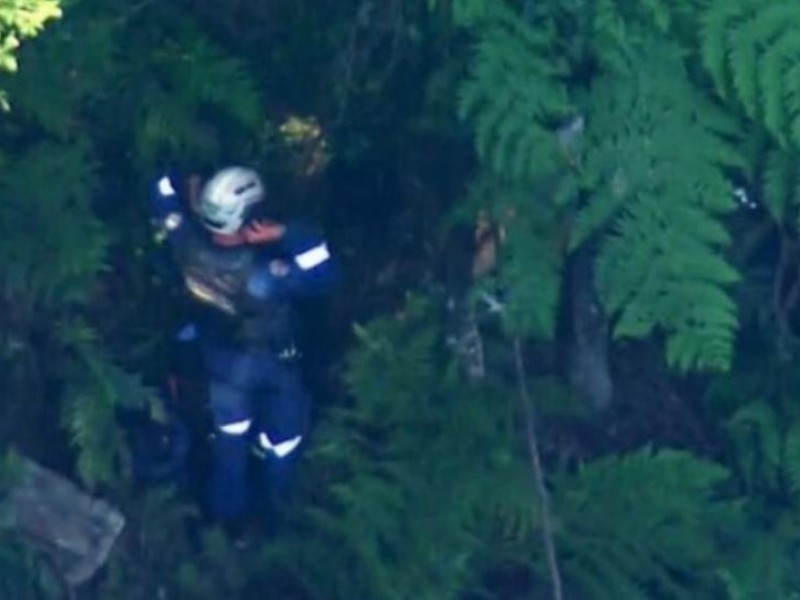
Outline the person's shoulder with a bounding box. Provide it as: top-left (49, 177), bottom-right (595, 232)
top-left (284, 219), bottom-right (328, 243)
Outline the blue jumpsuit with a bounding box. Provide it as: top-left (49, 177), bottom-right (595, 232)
top-left (151, 175), bottom-right (335, 522)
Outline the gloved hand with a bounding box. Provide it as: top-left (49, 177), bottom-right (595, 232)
top-left (150, 173), bottom-right (183, 226)
top-left (241, 219), bottom-right (286, 244)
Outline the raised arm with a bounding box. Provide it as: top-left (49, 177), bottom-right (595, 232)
top-left (245, 220), bottom-right (337, 300)
top-left (150, 173), bottom-right (190, 247)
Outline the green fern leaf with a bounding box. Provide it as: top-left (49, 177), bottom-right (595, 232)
top-left (756, 144), bottom-right (800, 236)
top-left (738, 5), bottom-right (797, 132)
top-left (450, 0), bottom-right (495, 27)
top-left (573, 43), bottom-right (742, 371)
top-left (0, 142), bottom-right (108, 312)
top-left (458, 6), bottom-right (570, 181)
top-left (728, 401), bottom-right (782, 471)
top-left (700, 0), bottom-right (748, 97)
top-left (783, 425), bottom-right (800, 499)
top-left (759, 43), bottom-right (790, 147)
top-left (554, 447), bottom-right (732, 598)
top-left (729, 24), bottom-right (759, 118)
top-left (301, 298), bottom-right (545, 598)
top-left (701, 0), bottom-right (800, 150)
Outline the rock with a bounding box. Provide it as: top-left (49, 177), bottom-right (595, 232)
top-left (1, 456), bottom-right (125, 586)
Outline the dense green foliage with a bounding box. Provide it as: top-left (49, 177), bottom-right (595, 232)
top-left (0, 0), bottom-right (60, 92)
top-left (3, 0), bottom-right (800, 598)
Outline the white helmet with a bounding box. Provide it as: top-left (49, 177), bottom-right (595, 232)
top-left (199, 166), bottom-right (265, 234)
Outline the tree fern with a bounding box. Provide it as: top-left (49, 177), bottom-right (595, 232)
top-left (708, 353), bottom-right (800, 501)
top-left (458, 4), bottom-right (570, 182)
top-left (0, 142), bottom-right (108, 310)
top-left (580, 43), bottom-right (742, 371)
top-left (456, 0), bottom-right (743, 370)
top-left (700, 0), bottom-right (800, 149)
top-left (717, 515), bottom-right (800, 599)
top-left (131, 28), bottom-right (263, 165)
top-left (704, 363), bottom-right (800, 597)
top-left (57, 317), bottom-right (153, 488)
top-left (280, 299), bottom-right (750, 599)
top-left (288, 297), bottom-right (541, 599)
top-left (551, 447), bottom-right (734, 599)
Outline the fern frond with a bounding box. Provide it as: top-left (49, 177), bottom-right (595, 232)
top-left (728, 23), bottom-right (759, 119)
top-left (458, 5), bottom-right (570, 181)
top-left (701, 0), bottom-right (800, 148)
top-left (725, 400), bottom-right (783, 494)
top-left (299, 298), bottom-right (539, 598)
top-left (553, 447), bottom-right (732, 598)
top-left (125, 25), bottom-right (263, 165)
top-left (166, 35), bottom-right (261, 128)
top-left (58, 328), bottom-right (153, 487)
top-left (460, 175), bottom-right (565, 339)
top-left (761, 148), bottom-right (799, 223)
top-left (574, 42), bottom-right (742, 371)
top-left (717, 518), bottom-right (800, 600)
top-left (62, 378), bottom-right (121, 487)
top-left (728, 401), bottom-right (782, 468)
top-left (783, 425), bottom-right (800, 500)
top-left (0, 142), bottom-right (108, 311)
top-left (699, 0), bottom-right (753, 100)
top-left (500, 214), bottom-right (563, 339)
top-left (450, 0), bottom-right (496, 27)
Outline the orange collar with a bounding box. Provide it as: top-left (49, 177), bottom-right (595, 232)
top-left (212, 231), bottom-right (248, 247)
top-left (211, 219), bottom-right (286, 247)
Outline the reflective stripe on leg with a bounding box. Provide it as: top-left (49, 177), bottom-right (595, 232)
top-left (258, 433), bottom-right (302, 458)
top-left (218, 419), bottom-right (253, 435)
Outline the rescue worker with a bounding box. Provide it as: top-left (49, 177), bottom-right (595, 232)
top-left (150, 166), bottom-right (335, 533)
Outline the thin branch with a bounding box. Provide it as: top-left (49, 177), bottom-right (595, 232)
top-left (372, 0), bottom-right (405, 90)
top-left (112, 0), bottom-right (159, 27)
top-left (513, 337), bottom-right (564, 600)
top-left (333, 1), bottom-right (371, 125)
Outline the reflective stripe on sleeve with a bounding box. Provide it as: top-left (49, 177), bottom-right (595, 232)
top-left (218, 419), bottom-right (253, 435)
top-left (258, 433), bottom-right (303, 458)
top-left (294, 243), bottom-right (330, 271)
top-left (158, 176), bottom-right (177, 196)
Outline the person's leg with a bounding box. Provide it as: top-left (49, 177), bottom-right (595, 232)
top-left (255, 360), bottom-right (311, 522)
top-left (207, 379), bottom-right (253, 523)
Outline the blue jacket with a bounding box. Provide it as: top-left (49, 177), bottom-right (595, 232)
top-left (150, 173), bottom-right (336, 349)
